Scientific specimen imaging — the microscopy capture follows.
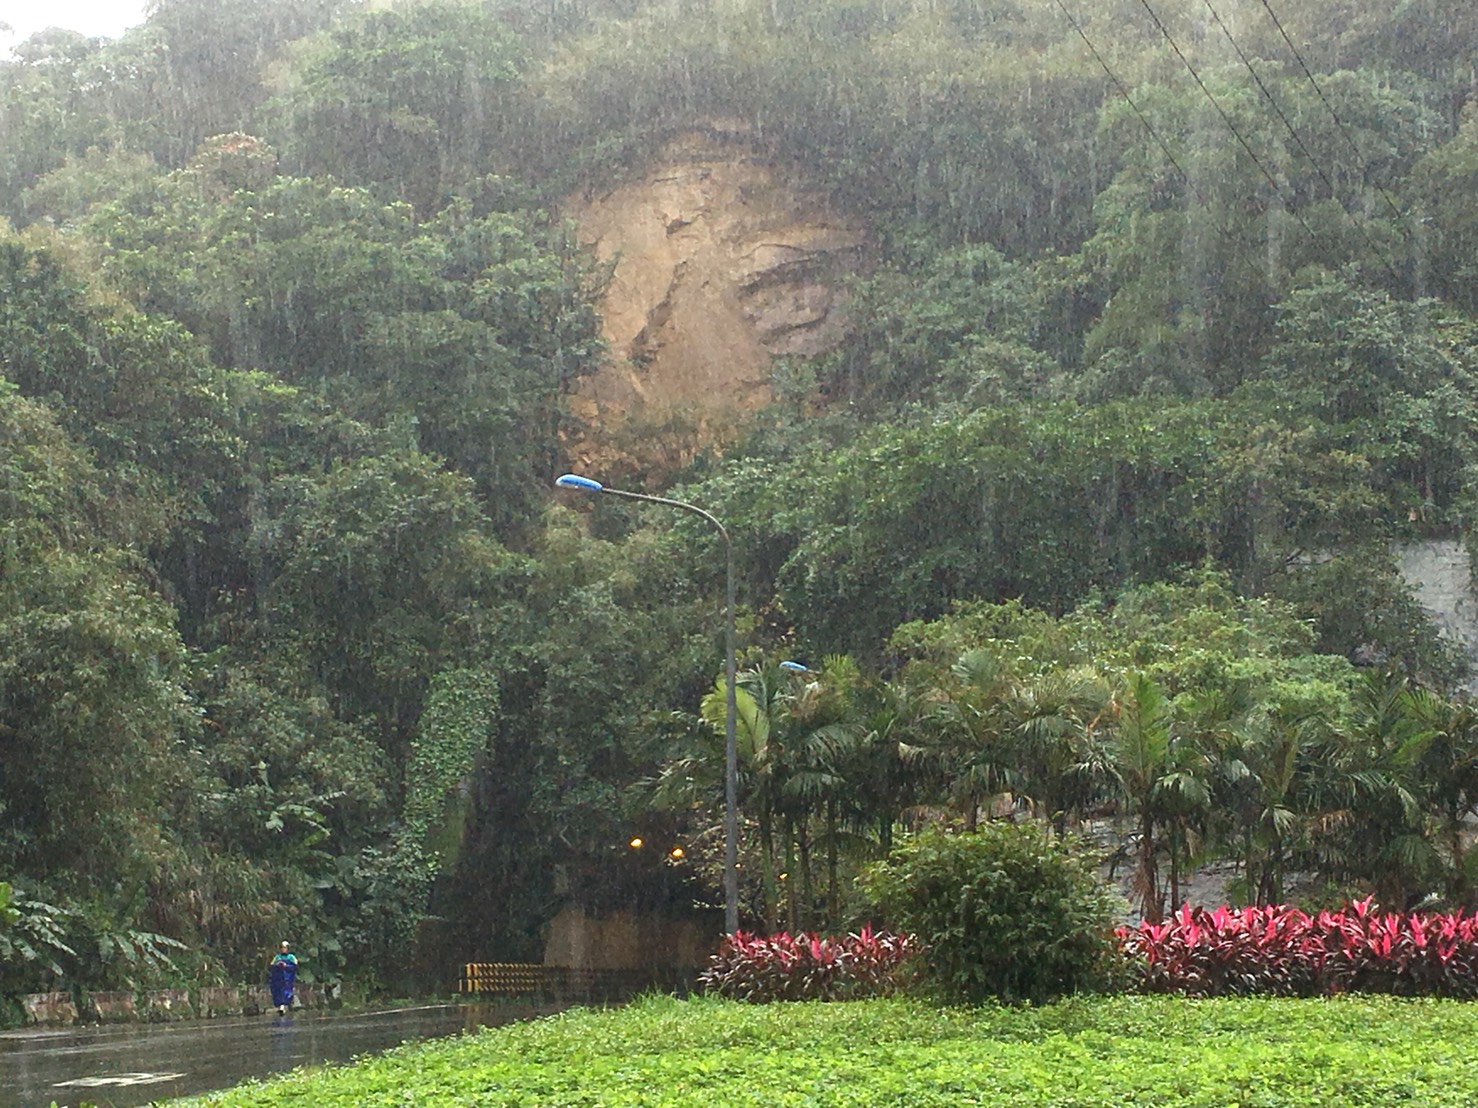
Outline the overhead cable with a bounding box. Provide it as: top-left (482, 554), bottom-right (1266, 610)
top-left (1133, 0), bottom-right (1329, 255)
top-left (1051, 0), bottom-right (1261, 254)
top-left (1254, 0), bottom-right (1410, 229)
top-left (1201, 0), bottom-right (1407, 284)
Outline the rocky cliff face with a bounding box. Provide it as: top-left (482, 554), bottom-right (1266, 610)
top-left (564, 127), bottom-right (865, 475)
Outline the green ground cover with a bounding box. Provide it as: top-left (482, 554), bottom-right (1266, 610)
top-left (177, 992), bottom-right (1478, 1106)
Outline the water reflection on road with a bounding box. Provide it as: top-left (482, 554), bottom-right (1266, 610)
top-left (0, 1003), bottom-right (550, 1107)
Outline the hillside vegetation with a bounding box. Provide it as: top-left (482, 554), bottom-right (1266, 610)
top-left (2, 0), bottom-right (1477, 1001)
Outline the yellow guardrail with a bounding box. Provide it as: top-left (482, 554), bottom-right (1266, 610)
top-left (459, 963), bottom-right (684, 998)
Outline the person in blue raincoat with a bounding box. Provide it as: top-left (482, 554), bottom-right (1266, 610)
top-left (268, 941), bottom-right (298, 1015)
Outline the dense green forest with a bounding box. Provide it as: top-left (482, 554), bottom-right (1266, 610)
top-left (2, 0), bottom-right (1477, 1000)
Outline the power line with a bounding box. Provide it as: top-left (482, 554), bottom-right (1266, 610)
top-left (1200, 0), bottom-right (1407, 285)
top-left (1051, 0), bottom-right (1262, 256)
top-left (1254, 0), bottom-right (1410, 229)
top-left (1133, 0), bottom-right (1330, 255)
top-left (1052, 0), bottom-right (1192, 187)
top-left (1201, 0), bottom-right (1336, 198)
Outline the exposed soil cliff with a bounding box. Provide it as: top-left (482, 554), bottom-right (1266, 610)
top-left (564, 127), bottom-right (865, 476)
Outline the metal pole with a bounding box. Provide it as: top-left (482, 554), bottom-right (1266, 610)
top-left (558, 478), bottom-right (740, 934)
top-left (722, 530), bottom-right (738, 936)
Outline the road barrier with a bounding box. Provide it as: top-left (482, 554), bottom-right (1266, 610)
top-left (458, 963), bottom-right (690, 1002)
top-left (17, 982), bottom-right (345, 1025)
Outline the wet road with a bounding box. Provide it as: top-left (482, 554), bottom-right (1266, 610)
top-left (1, 1003), bottom-right (539, 1107)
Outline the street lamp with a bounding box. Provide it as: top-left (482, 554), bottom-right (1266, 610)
top-left (555, 473), bottom-right (740, 935)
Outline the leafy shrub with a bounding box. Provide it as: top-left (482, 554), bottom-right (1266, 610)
top-left (0, 887), bottom-right (77, 994)
top-left (1119, 899), bottom-right (1478, 998)
top-left (2, 888), bottom-right (193, 994)
top-left (699, 924), bottom-right (915, 1003)
top-left (857, 823), bottom-right (1124, 1004)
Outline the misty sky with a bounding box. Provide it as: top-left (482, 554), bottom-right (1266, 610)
top-left (1, 0), bottom-right (149, 55)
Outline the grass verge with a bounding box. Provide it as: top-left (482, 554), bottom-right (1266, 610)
top-left (175, 992), bottom-right (1478, 1106)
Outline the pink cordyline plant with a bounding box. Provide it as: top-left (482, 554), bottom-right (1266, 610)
top-left (700, 923), bottom-right (918, 1003)
top-left (1118, 899), bottom-right (1478, 997)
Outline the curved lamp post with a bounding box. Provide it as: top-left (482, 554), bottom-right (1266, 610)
top-left (555, 473), bottom-right (740, 935)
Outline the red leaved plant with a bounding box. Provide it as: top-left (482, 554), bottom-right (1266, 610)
top-left (1118, 899), bottom-right (1478, 998)
top-left (699, 923), bottom-right (918, 1003)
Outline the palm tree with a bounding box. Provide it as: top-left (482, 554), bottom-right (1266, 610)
top-left (923, 648), bottom-right (1020, 831)
top-left (784, 656), bottom-right (878, 928)
top-left (706, 667), bottom-right (786, 929)
top-left (845, 673), bottom-right (931, 855)
top-left (1222, 704), bottom-right (1323, 906)
top-left (1312, 674), bottom-right (1440, 909)
top-left (649, 672), bottom-right (786, 929)
top-left (1107, 672), bottom-right (1213, 922)
top-left (764, 658), bottom-right (858, 931)
top-left (1411, 693), bottom-right (1478, 907)
top-left (651, 660), bottom-right (859, 932)
top-left (1002, 666), bottom-right (1112, 835)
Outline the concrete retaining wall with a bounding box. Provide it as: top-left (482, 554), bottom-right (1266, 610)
top-left (542, 905), bottom-right (719, 971)
top-left (1398, 539), bottom-right (1478, 691)
top-left (143, 988), bottom-right (192, 1021)
top-left (87, 991), bottom-right (138, 1023)
top-left (21, 992), bottom-right (78, 1026)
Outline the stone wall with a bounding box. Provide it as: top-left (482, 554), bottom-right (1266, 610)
top-left (542, 904), bottom-right (720, 972)
top-left (16, 982), bottom-right (342, 1026)
top-left (21, 992), bottom-right (77, 1025)
top-left (87, 991), bottom-right (138, 1023)
top-left (143, 987), bottom-right (192, 1021)
top-left (1397, 538), bottom-right (1478, 691)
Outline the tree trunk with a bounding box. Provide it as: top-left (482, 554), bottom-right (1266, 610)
top-left (1452, 807), bottom-right (1468, 906)
top-left (826, 798), bottom-right (839, 930)
top-left (784, 823), bottom-right (798, 933)
top-left (1168, 824), bottom-right (1181, 914)
top-left (797, 824), bottom-right (814, 932)
top-left (1139, 807), bottom-right (1161, 923)
top-left (1256, 832), bottom-right (1283, 906)
top-left (760, 815), bottom-right (778, 933)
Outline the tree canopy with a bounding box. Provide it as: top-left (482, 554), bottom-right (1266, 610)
top-left (2, 0), bottom-right (1476, 993)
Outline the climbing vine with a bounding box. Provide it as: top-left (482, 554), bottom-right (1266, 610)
top-left (403, 667), bottom-right (501, 860)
